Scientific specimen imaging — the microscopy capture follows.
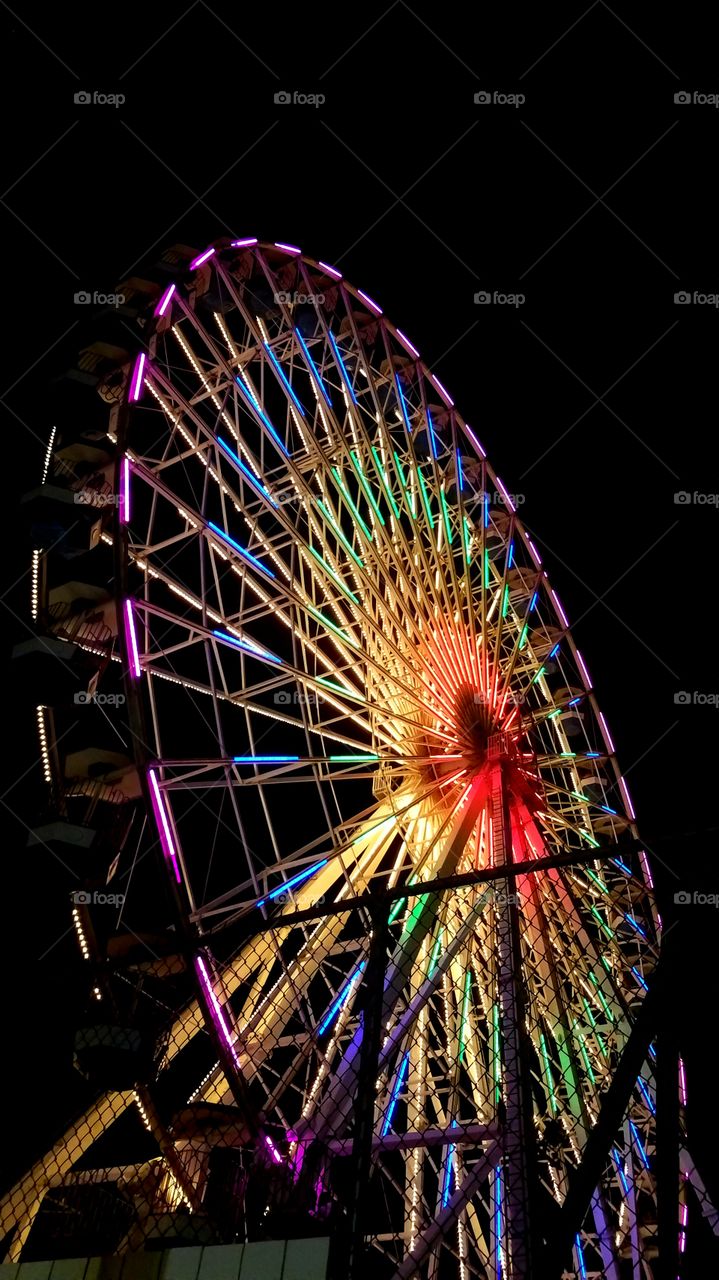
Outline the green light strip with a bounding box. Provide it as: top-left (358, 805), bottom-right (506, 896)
top-left (459, 968), bottom-right (471, 1063)
top-left (370, 447), bottom-right (401, 520)
top-left (350, 451), bottom-right (386, 527)
top-left (316, 675), bottom-right (364, 703)
top-left (329, 754), bottom-right (380, 763)
top-left (417, 470), bottom-right (434, 530)
top-left (483, 549), bottom-right (491, 589)
top-left (462, 516), bottom-right (472, 565)
top-left (307, 604), bottom-right (358, 649)
top-left (501, 584), bottom-right (510, 619)
top-left (589, 904), bottom-right (615, 939)
top-left (315, 498), bottom-right (365, 568)
top-left (584, 868), bottom-right (608, 895)
top-left (331, 467), bottom-right (373, 540)
top-left (589, 971), bottom-right (614, 1022)
top-left (428, 928), bottom-right (443, 976)
top-left (440, 487), bottom-right (454, 546)
top-left (392, 451), bottom-right (416, 519)
top-left (307, 545), bottom-right (360, 605)
top-left (539, 1031), bottom-right (557, 1116)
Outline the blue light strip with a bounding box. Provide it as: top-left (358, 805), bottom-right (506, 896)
top-left (441, 1135), bottom-right (456, 1207)
top-left (612, 857), bottom-right (633, 875)
top-left (426, 408), bottom-right (438, 458)
top-left (483, 493), bottom-right (490, 527)
top-left (549, 643), bottom-right (560, 657)
top-left (507, 541), bottom-right (514, 567)
top-left (216, 436), bottom-right (278, 507)
top-left (629, 1120), bottom-right (649, 1168)
top-left (529, 592), bottom-right (538, 611)
top-left (394, 373), bottom-right (412, 431)
top-left (575, 1235), bottom-right (587, 1280)
top-left (625, 914), bottom-right (647, 939)
top-left (208, 521), bottom-right (275, 579)
top-left (495, 1166), bottom-right (503, 1277)
top-left (212, 629), bottom-right (282, 664)
top-left (611, 1147), bottom-right (630, 1195)
top-left (317, 960), bottom-right (366, 1034)
top-left (263, 341), bottom-right (305, 416)
top-left (256, 856), bottom-right (328, 908)
top-left (295, 329), bottom-right (332, 407)
top-left (632, 967), bottom-right (648, 992)
top-left (637, 1077), bottom-right (656, 1116)
top-left (235, 376), bottom-right (290, 456)
top-left (381, 1051), bottom-right (410, 1136)
top-left (329, 332), bottom-right (358, 404)
top-left (456, 449), bottom-right (464, 490)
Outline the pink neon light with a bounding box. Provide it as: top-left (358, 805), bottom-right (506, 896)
top-left (494, 476), bottom-right (515, 512)
top-left (318, 260), bottom-right (342, 279)
top-left (396, 328), bottom-right (419, 358)
top-left (598, 711), bottom-right (616, 754)
top-left (148, 769), bottom-right (183, 884)
top-left (124, 599), bottom-right (141, 678)
top-left (129, 353), bottom-right (146, 402)
top-left (120, 456), bottom-right (131, 524)
top-left (679, 1058), bottom-right (687, 1106)
top-left (575, 650), bottom-right (592, 689)
top-left (551, 589), bottom-right (569, 628)
top-left (619, 776), bottom-right (636, 821)
top-left (190, 247), bottom-right (216, 269)
top-left (527, 538), bottom-right (542, 566)
top-left (638, 849), bottom-right (654, 889)
top-left (265, 1134), bottom-right (282, 1164)
top-left (431, 374), bottom-right (454, 406)
top-left (154, 283), bottom-right (176, 317)
top-left (195, 954), bottom-right (240, 1065)
top-left (275, 242), bottom-right (301, 254)
top-left (231, 237), bottom-right (258, 247)
top-left (463, 423), bottom-right (486, 458)
top-left (357, 288), bottom-right (382, 315)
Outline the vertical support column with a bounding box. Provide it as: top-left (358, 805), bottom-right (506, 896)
top-left (348, 895), bottom-right (389, 1280)
top-left (489, 747), bottom-right (533, 1279)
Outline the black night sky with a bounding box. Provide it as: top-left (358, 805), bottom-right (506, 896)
top-left (0, 3), bottom-right (717, 1272)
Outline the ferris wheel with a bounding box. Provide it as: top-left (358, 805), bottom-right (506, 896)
top-left (5, 238), bottom-right (707, 1279)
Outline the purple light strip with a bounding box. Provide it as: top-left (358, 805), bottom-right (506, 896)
top-left (154, 283), bottom-right (176, 317)
top-left (124, 599), bottom-right (141, 678)
top-left (619, 776), bottom-right (636, 820)
top-left (275, 242), bottom-right (301, 254)
top-left (231, 237), bottom-right (258, 247)
top-left (575, 650), bottom-right (592, 690)
top-left (463, 423), bottom-right (486, 458)
top-left (265, 1134), bottom-right (282, 1164)
top-left (357, 288), bottom-right (382, 315)
top-left (598, 711), bottom-right (616, 754)
top-left (121, 456), bottom-right (131, 524)
top-left (638, 849), bottom-right (654, 889)
top-left (318, 260), bottom-right (342, 279)
top-left (129, 353), bottom-right (146, 402)
top-left (679, 1057), bottom-right (687, 1106)
top-left (494, 476), bottom-right (515, 512)
top-left (190, 247), bottom-right (216, 269)
top-left (396, 328), bottom-right (419, 358)
top-left (195, 954), bottom-right (241, 1066)
top-left (431, 373), bottom-right (454, 406)
top-left (148, 768), bottom-right (182, 884)
top-left (527, 538), bottom-right (542, 567)
top-left (551, 589), bottom-right (569, 628)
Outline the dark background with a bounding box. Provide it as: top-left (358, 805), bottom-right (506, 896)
top-left (0, 1), bottom-right (716, 1267)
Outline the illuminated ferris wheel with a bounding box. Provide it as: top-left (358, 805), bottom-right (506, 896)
top-left (6, 238), bottom-right (709, 1279)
